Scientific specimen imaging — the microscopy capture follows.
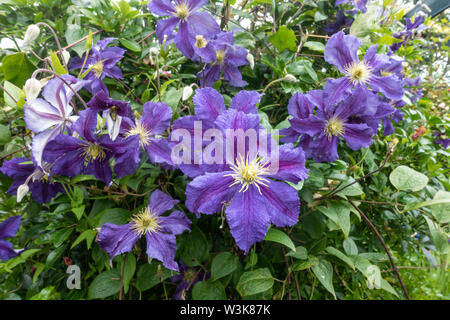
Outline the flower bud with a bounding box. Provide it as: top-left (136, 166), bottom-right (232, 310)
top-left (283, 74), bottom-right (298, 83)
top-left (61, 50), bottom-right (70, 65)
top-left (16, 184), bottom-right (29, 202)
top-left (246, 53), bottom-right (254, 70)
top-left (182, 85), bottom-right (194, 101)
top-left (24, 78), bottom-right (42, 104)
top-left (23, 24), bottom-right (40, 47)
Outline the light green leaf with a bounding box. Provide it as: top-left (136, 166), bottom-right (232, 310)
top-left (303, 41), bottom-right (325, 52)
top-left (269, 26), bottom-right (297, 52)
top-left (311, 259), bottom-right (336, 299)
top-left (119, 38), bottom-right (141, 52)
top-left (236, 268), bottom-right (274, 297)
top-left (317, 202), bottom-right (351, 238)
top-left (1, 52), bottom-right (35, 87)
top-left (264, 228), bottom-right (296, 252)
top-left (211, 252), bottom-right (239, 281)
top-left (287, 246), bottom-right (308, 260)
top-left (389, 165), bottom-right (428, 192)
top-left (88, 270), bottom-right (121, 299)
top-left (326, 247), bottom-right (355, 270)
top-left (50, 51), bottom-right (67, 75)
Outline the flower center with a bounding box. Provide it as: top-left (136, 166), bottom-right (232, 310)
top-left (82, 142), bottom-right (106, 162)
top-left (174, 2), bottom-right (190, 20)
top-left (90, 60), bottom-right (104, 78)
top-left (194, 35), bottom-right (208, 48)
top-left (130, 208), bottom-right (161, 237)
top-left (344, 61), bottom-right (372, 85)
top-left (226, 154), bottom-right (270, 194)
top-left (125, 122), bottom-right (152, 147)
top-left (324, 116), bottom-right (345, 139)
top-left (215, 50), bottom-right (226, 64)
top-left (184, 269), bottom-right (196, 282)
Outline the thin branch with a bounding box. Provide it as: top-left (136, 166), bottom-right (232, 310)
top-left (348, 199), bottom-right (411, 300)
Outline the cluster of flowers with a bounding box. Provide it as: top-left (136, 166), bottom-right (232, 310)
top-left (390, 15), bottom-right (426, 52)
top-left (0, 1), bottom-right (422, 278)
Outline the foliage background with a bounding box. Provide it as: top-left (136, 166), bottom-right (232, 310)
top-left (0, 0), bottom-right (448, 300)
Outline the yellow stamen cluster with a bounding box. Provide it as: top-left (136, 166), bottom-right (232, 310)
top-left (174, 2), bottom-right (190, 20)
top-left (81, 142), bottom-right (106, 162)
top-left (324, 116), bottom-right (345, 139)
top-left (194, 35), bottom-right (208, 48)
top-left (90, 60), bottom-right (104, 78)
top-left (125, 122), bottom-right (152, 147)
top-left (344, 61), bottom-right (372, 85)
top-left (215, 50), bottom-right (226, 64)
top-left (226, 154), bottom-right (270, 194)
top-left (130, 208), bottom-right (161, 237)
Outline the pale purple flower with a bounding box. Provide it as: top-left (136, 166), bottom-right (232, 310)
top-left (0, 216), bottom-right (21, 261)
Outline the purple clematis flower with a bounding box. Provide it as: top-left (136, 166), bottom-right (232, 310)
top-left (170, 87), bottom-right (262, 178)
top-left (0, 157), bottom-right (64, 204)
top-left (148, 0), bottom-right (221, 59)
top-left (324, 31), bottom-right (404, 103)
top-left (391, 15), bottom-right (426, 52)
top-left (335, 0), bottom-right (368, 13)
top-left (114, 101), bottom-right (174, 179)
top-left (42, 108), bottom-right (124, 185)
top-left (70, 38), bottom-right (125, 94)
top-left (289, 86), bottom-right (374, 163)
top-left (0, 216), bottom-right (21, 261)
top-left (324, 10), bottom-right (354, 35)
top-left (434, 132), bottom-right (450, 149)
top-left (98, 190), bottom-right (191, 271)
top-left (194, 32), bottom-right (248, 87)
top-left (87, 90), bottom-right (133, 141)
top-left (405, 77), bottom-right (423, 104)
top-left (24, 75), bottom-right (87, 167)
top-left (170, 261), bottom-right (202, 300)
top-left (184, 91), bottom-right (308, 252)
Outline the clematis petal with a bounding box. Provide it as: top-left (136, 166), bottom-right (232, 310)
top-left (175, 21), bottom-right (195, 59)
top-left (267, 144), bottom-right (309, 184)
top-left (343, 123), bottom-right (373, 150)
top-left (29, 180), bottom-right (64, 204)
top-left (42, 134), bottom-right (85, 177)
top-left (312, 135), bottom-right (340, 163)
top-left (290, 114), bottom-right (325, 137)
top-left (324, 31), bottom-right (361, 73)
top-left (369, 75), bottom-right (404, 101)
top-left (148, 190), bottom-right (178, 215)
top-left (147, 0), bottom-right (175, 16)
top-left (323, 77), bottom-right (353, 106)
top-left (145, 232), bottom-right (179, 271)
top-left (141, 101), bottom-right (172, 135)
top-left (185, 172), bottom-right (238, 216)
top-left (198, 64), bottom-right (220, 87)
top-left (155, 17), bottom-right (179, 44)
top-left (223, 63), bottom-right (247, 87)
top-left (98, 223), bottom-right (139, 263)
top-left (260, 180), bottom-right (300, 227)
top-left (187, 12), bottom-right (220, 38)
top-left (145, 138), bottom-right (174, 165)
top-left (31, 126), bottom-right (62, 168)
top-left (24, 98), bottom-right (62, 133)
top-left (287, 92), bottom-right (314, 119)
top-left (159, 210), bottom-right (191, 235)
top-left (192, 87), bottom-right (225, 121)
top-left (230, 90), bottom-right (261, 114)
top-left (225, 185), bottom-right (271, 253)
top-left (0, 215), bottom-right (21, 240)
top-left (0, 157), bottom-right (34, 180)
top-left (0, 240), bottom-right (18, 261)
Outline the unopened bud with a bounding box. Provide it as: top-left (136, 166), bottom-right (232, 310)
top-left (61, 50), bottom-right (70, 65)
top-left (23, 24), bottom-right (40, 47)
top-left (149, 47), bottom-right (159, 56)
top-left (283, 74), bottom-right (298, 83)
top-left (246, 53), bottom-right (254, 70)
top-left (182, 85), bottom-right (194, 101)
top-left (16, 184), bottom-right (29, 202)
top-left (24, 78), bottom-right (42, 104)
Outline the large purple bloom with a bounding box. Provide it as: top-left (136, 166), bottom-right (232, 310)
top-left (98, 190), bottom-right (191, 271)
top-left (391, 15), bottom-right (426, 52)
top-left (195, 32), bottom-right (248, 87)
top-left (114, 101), bottom-right (173, 179)
top-left (24, 75), bottom-right (87, 167)
top-left (0, 216), bottom-right (21, 261)
top-left (42, 108), bottom-right (124, 185)
top-left (324, 31), bottom-right (404, 103)
top-left (0, 157), bottom-right (64, 203)
top-left (288, 86), bottom-right (374, 163)
top-left (148, 0), bottom-right (220, 59)
top-left (183, 90), bottom-right (308, 252)
top-left (70, 38), bottom-right (125, 93)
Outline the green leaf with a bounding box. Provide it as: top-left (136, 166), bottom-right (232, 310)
top-left (1, 52), bottom-right (35, 87)
top-left (303, 41), bottom-right (325, 52)
top-left (29, 286), bottom-right (60, 300)
top-left (71, 229), bottom-right (96, 249)
top-left (236, 268), bottom-right (274, 297)
top-left (317, 202), bottom-right (351, 237)
top-left (311, 259), bottom-right (336, 299)
top-left (404, 190), bottom-right (450, 222)
top-left (291, 257), bottom-right (319, 271)
top-left (389, 165), bottom-right (429, 192)
top-left (264, 228), bottom-right (296, 252)
top-left (379, 278), bottom-right (400, 298)
top-left (135, 262), bottom-right (177, 292)
top-left (122, 254), bottom-right (136, 294)
top-left (350, 4), bottom-right (381, 38)
top-left (287, 246), bottom-right (308, 260)
top-left (49, 51), bottom-right (67, 75)
top-left (45, 244), bottom-right (67, 270)
top-left (96, 208), bottom-right (130, 227)
top-left (119, 38), bottom-right (141, 52)
top-left (211, 252), bottom-right (239, 281)
top-left (88, 269), bottom-right (121, 299)
top-left (179, 226), bottom-right (209, 267)
top-left (343, 238), bottom-right (358, 255)
top-left (0, 124), bottom-right (12, 146)
top-left (192, 281), bottom-right (227, 300)
top-left (269, 26), bottom-right (297, 52)
top-left (3, 80), bottom-right (23, 108)
top-left (326, 247), bottom-right (355, 270)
